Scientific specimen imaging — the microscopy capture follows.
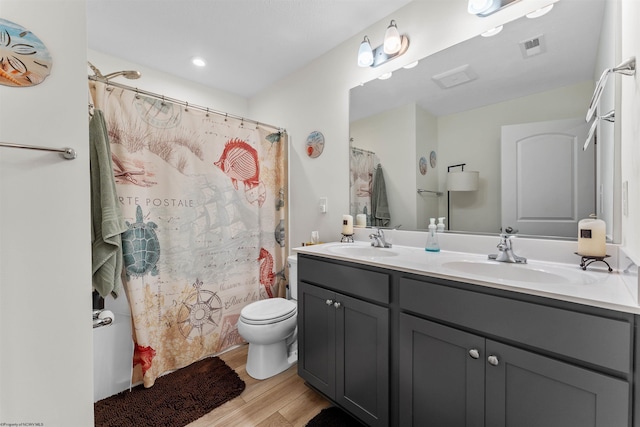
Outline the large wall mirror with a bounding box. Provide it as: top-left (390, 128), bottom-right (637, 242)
top-left (349, 0), bottom-right (619, 241)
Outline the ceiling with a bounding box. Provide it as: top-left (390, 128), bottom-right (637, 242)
top-left (86, 0), bottom-right (413, 98)
top-left (350, 0), bottom-right (606, 120)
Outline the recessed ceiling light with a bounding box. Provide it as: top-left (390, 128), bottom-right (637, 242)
top-left (526, 3), bottom-right (553, 18)
top-left (481, 25), bottom-right (503, 37)
top-left (378, 72), bottom-right (393, 80)
top-left (192, 57), bottom-right (206, 67)
top-left (403, 61), bottom-right (419, 69)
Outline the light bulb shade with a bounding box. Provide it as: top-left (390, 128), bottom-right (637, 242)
top-left (468, 0), bottom-right (500, 15)
top-left (358, 36), bottom-right (374, 67)
top-left (447, 171), bottom-right (479, 191)
top-left (383, 20), bottom-right (401, 54)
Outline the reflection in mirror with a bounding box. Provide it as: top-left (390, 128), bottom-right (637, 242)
top-left (349, 0), bottom-right (618, 241)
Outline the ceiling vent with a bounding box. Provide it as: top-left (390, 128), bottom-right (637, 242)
top-left (431, 64), bottom-right (478, 89)
top-left (519, 34), bottom-right (546, 58)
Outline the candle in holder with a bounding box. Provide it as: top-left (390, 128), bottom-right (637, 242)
top-left (342, 214), bottom-right (354, 235)
top-left (355, 214), bottom-right (367, 228)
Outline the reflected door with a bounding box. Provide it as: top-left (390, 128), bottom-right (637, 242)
top-left (501, 118), bottom-right (594, 238)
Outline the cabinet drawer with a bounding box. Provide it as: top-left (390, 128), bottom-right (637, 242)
top-left (400, 277), bottom-right (632, 375)
top-left (298, 255), bottom-right (390, 304)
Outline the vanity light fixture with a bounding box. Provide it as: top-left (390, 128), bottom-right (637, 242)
top-left (446, 163), bottom-right (479, 230)
top-left (468, 0), bottom-right (520, 17)
top-left (383, 20), bottom-right (402, 54)
top-left (192, 57), bottom-right (206, 67)
top-left (358, 20), bottom-right (409, 68)
top-left (358, 36), bottom-right (374, 67)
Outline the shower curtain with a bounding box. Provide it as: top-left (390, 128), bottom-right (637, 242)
top-left (349, 146), bottom-right (378, 225)
top-left (90, 81), bottom-right (287, 387)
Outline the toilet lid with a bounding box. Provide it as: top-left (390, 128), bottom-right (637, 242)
top-left (240, 298), bottom-right (296, 325)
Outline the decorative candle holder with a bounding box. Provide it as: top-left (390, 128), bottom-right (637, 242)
top-left (340, 234), bottom-right (354, 243)
top-left (575, 253), bottom-right (612, 272)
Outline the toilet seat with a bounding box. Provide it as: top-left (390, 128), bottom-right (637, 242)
top-left (240, 298), bottom-right (297, 325)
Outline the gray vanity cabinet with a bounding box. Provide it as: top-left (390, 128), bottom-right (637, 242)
top-left (400, 276), bottom-right (632, 427)
top-left (297, 256), bottom-right (390, 427)
top-left (400, 313), bottom-right (629, 427)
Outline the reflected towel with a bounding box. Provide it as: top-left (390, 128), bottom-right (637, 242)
top-left (90, 110), bottom-right (128, 298)
top-left (371, 165), bottom-right (390, 227)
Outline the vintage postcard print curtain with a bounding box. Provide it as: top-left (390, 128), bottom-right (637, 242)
top-left (90, 81), bottom-right (287, 387)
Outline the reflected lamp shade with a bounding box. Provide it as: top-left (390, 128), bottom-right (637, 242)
top-left (447, 171), bottom-right (479, 191)
top-left (383, 20), bottom-right (401, 54)
top-left (358, 36), bottom-right (374, 67)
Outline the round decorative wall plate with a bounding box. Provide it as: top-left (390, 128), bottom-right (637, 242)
top-left (419, 156), bottom-right (427, 175)
top-left (430, 150), bottom-right (437, 168)
top-left (306, 131), bottom-right (325, 158)
top-left (0, 18), bottom-right (52, 87)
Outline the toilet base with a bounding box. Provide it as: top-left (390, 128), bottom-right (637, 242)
top-left (246, 340), bottom-right (297, 380)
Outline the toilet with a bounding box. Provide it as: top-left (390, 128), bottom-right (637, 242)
top-left (237, 255), bottom-right (298, 379)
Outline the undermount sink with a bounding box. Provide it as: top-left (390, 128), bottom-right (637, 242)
top-left (441, 260), bottom-right (595, 285)
top-left (327, 245), bottom-right (399, 258)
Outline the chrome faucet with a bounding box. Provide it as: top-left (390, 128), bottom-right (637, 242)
top-left (488, 231), bottom-right (526, 264)
top-left (369, 228), bottom-right (392, 248)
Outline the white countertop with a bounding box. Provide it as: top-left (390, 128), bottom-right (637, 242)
top-left (295, 241), bottom-right (640, 315)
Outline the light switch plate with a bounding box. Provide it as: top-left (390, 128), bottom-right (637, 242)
top-left (319, 197), bottom-right (328, 214)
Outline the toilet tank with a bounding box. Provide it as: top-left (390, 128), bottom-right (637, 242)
top-left (287, 255), bottom-right (298, 300)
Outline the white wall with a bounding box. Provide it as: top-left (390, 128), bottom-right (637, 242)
top-left (416, 105), bottom-right (439, 229)
top-left (88, 49), bottom-right (249, 118)
top-left (350, 103), bottom-right (416, 229)
top-left (0, 1), bottom-right (93, 425)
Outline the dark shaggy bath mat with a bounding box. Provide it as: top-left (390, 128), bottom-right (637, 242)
top-left (94, 356), bottom-right (245, 427)
top-left (306, 406), bottom-right (364, 426)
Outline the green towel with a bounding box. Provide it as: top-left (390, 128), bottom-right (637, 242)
top-left (371, 165), bottom-right (391, 227)
top-left (90, 110), bottom-right (128, 298)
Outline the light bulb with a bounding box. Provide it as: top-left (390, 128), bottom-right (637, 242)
top-left (357, 36), bottom-right (373, 67)
top-left (383, 20), bottom-right (401, 55)
top-left (468, 0), bottom-right (497, 15)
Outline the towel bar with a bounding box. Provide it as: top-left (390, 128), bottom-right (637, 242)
top-left (417, 189), bottom-right (443, 196)
top-left (0, 141), bottom-right (76, 160)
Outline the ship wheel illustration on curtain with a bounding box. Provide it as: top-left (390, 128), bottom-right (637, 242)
top-left (177, 278), bottom-right (223, 339)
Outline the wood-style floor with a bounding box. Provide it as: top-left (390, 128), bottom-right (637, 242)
top-left (187, 344), bottom-right (331, 427)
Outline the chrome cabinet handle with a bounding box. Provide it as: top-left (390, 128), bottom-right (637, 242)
top-left (326, 299), bottom-right (333, 306)
top-left (469, 349), bottom-right (480, 359)
top-left (487, 355), bottom-right (499, 366)
top-left (334, 301), bottom-right (341, 309)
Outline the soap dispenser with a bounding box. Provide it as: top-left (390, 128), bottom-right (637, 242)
top-left (437, 217), bottom-right (445, 232)
top-left (425, 218), bottom-right (440, 252)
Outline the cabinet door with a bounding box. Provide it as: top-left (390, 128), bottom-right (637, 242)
top-left (336, 293), bottom-right (389, 427)
top-left (298, 282), bottom-right (336, 397)
top-left (485, 340), bottom-right (630, 427)
top-left (399, 314), bottom-right (485, 427)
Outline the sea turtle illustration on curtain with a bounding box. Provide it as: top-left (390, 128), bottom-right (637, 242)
top-left (122, 205), bottom-right (160, 278)
top-left (214, 138), bottom-right (266, 207)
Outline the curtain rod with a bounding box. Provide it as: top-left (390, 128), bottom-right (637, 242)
top-left (350, 146), bottom-right (376, 155)
top-left (88, 75), bottom-right (286, 133)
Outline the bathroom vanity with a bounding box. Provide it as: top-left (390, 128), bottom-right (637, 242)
top-left (296, 242), bottom-right (638, 427)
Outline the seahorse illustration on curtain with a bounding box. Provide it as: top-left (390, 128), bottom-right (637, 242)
top-left (214, 138), bottom-right (266, 207)
top-left (258, 248), bottom-right (275, 298)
